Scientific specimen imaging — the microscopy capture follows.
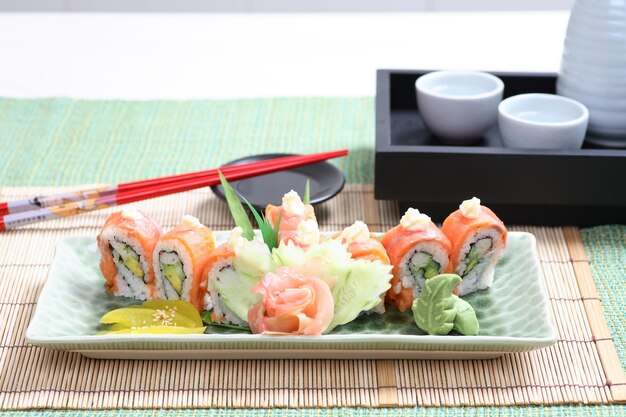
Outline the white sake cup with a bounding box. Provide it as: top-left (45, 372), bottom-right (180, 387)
top-left (498, 93), bottom-right (589, 150)
top-left (415, 70), bottom-right (504, 145)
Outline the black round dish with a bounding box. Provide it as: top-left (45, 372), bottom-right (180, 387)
top-left (211, 153), bottom-right (346, 209)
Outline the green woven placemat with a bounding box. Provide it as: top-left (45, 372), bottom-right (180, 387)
top-left (581, 226), bottom-right (626, 367)
top-left (0, 97), bottom-right (373, 186)
top-left (0, 97), bottom-right (624, 416)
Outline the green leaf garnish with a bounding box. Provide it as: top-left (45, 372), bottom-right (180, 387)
top-left (242, 196), bottom-right (281, 251)
top-left (303, 179), bottom-right (311, 205)
top-left (218, 171), bottom-right (254, 241)
top-left (219, 171), bottom-right (282, 251)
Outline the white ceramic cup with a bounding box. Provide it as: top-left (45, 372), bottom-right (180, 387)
top-left (498, 93), bottom-right (589, 150)
top-left (415, 70), bottom-right (504, 144)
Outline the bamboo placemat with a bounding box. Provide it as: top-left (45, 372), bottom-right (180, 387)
top-left (0, 185), bottom-right (624, 410)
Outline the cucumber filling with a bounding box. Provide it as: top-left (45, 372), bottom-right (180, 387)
top-left (160, 252), bottom-right (185, 296)
top-left (408, 251), bottom-right (441, 280)
top-left (462, 238), bottom-right (493, 276)
top-left (207, 266), bottom-right (248, 327)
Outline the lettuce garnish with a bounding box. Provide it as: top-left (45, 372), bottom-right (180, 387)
top-left (212, 229), bottom-right (273, 323)
top-left (272, 239), bottom-right (392, 333)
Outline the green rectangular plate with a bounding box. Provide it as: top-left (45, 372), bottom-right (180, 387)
top-left (26, 231), bottom-right (556, 360)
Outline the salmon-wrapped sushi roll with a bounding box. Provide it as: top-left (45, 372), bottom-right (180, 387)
top-left (442, 197), bottom-right (507, 296)
top-left (381, 208), bottom-right (452, 312)
top-left (337, 221), bottom-right (390, 264)
top-left (153, 215), bottom-right (215, 310)
top-left (265, 190), bottom-right (319, 247)
top-left (97, 208), bottom-right (162, 300)
top-left (202, 243), bottom-right (243, 325)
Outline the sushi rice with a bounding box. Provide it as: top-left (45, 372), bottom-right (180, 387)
top-left (394, 242), bottom-right (450, 299)
top-left (453, 228), bottom-right (505, 296)
top-left (101, 232), bottom-right (153, 300)
top-left (153, 240), bottom-right (196, 301)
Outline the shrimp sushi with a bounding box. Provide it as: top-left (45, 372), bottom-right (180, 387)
top-left (97, 208), bottom-right (162, 300)
top-left (381, 208), bottom-right (452, 312)
top-left (153, 215), bottom-right (216, 311)
top-left (337, 221), bottom-right (392, 314)
top-left (337, 221), bottom-right (390, 265)
top-left (265, 190), bottom-right (319, 247)
top-left (441, 197), bottom-right (507, 296)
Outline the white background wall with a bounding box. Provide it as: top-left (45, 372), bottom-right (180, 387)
top-left (0, 0), bottom-right (575, 12)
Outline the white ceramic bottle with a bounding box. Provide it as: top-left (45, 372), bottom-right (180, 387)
top-left (556, 0), bottom-right (626, 147)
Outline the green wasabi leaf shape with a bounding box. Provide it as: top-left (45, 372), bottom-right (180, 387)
top-left (411, 274), bottom-right (461, 335)
top-left (452, 296), bottom-right (479, 336)
top-left (303, 179), bottom-right (310, 205)
top-left (218, 171), bottom-right (254, 241)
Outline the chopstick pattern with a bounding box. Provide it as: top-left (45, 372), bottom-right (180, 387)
top-left (0, 150), bottom-right (347, 231)
top-left (0, 184), bottom-right (624, 409)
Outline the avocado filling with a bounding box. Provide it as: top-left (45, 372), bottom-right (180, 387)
top-left (160, 252), bottom-right (185, 296)
top-left (110, 240), bottom-right (144, 279)
top-left (461, 238), bottom-right (493, 276)
top-left (408, 251), bottom-right (441, 280)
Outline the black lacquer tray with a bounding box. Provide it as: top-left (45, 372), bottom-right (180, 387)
top-left (375, 69), bottom-right (626, 226)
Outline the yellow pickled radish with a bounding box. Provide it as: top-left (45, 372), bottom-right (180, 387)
top-left (98, 299), bottom-right (205, 335)
top-left (100, 326), bottom-right (206, 335)
top-left (100, 307), bottom-right (198, 329)
top-left (137, 300), bottom-right (203, 327)
top-left (106, 323), bottom-right (131, 332)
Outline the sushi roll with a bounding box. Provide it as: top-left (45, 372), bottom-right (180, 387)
top-left (441, 197), bottom-right (507, 296)
top-left (381, 208), bottom-right (452, 312)
top-left (265, 190), bottom-right (319, 247)
top-left (337, 221), bottom-right (390, 264)
top-left (97, 208), bottom-right (162, 300)
top-left (202, 243), bottom-right (244, 325)
top-left (153, 215), bottom-right (216, 311)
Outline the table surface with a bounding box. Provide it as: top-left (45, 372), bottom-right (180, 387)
top-left (3, 10), bottom-right (625, 417)
top-left (0, 12), bottom-right (568, 99)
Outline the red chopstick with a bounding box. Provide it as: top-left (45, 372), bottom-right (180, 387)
top-left (0, 150), bottom-right (348, 232)
top-left (0, 151), bottom-right (347, 216)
